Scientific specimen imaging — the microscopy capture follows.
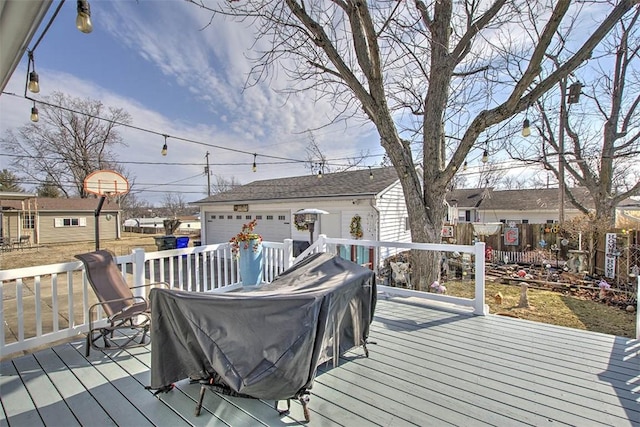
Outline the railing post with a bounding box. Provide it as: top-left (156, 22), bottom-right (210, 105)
top-left (317, 234), bottom-right (327, 253)
top-left (283, 239), bottom-right (293, 270)
top-left (473, 242), bottom-right (487, 315)
top-left (636, 275), bottom-right (639, 340)
top-left (132, 248), bottom-right (147, 299)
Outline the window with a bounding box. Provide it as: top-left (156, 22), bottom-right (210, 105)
top-left (277, 215), bottom-right (285, 221)
top-left (246, 215), bottom-right (252, 220)
top-left (255, 215), bottom-right (263, 220)
top-left (546, 219), bottom-right (555, 224)
top-left (227, 215), bottom-right (233, 219)
top-left (22, 213), bottom-right (35, 229)
top-left (236, 215), bottom-right (242, 220)
top-left (522, 219), bottom-right (529, 224)
top-left (218, 215), bottom-right (225, 219)
top-left (54, 217), bottom-right (86, 227)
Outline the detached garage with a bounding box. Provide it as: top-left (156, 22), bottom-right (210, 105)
top-left (191, 167), bottom-right (413, 252)
top-left (204, 211), bottom-right (291, 244)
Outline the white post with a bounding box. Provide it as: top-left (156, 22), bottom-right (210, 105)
top-left (283, 239), bottom-right (294, 270)
top-left (473, 242), bottom-right (487, 315)
top-left (636, 275), bottom-right (639, 340)
top-left (132, 248), bottom-right (146, 299)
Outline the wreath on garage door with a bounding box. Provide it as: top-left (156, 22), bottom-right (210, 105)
top-left (294, 214), bottom-right (309, 231)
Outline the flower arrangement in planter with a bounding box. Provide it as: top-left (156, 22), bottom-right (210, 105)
top-left (229, 219), bottom-right (263, 257)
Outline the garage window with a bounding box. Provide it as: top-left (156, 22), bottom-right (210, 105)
top-left (227, 215), bottom-right (233, 219)
top-left (236, 215), bottom-right (242, 219)
top-left (256, 215), bottom-right (263, 220)
top-left (278, 215), bottom-right (285, 220)
top-left (246, 215), bottom-right (252, 220)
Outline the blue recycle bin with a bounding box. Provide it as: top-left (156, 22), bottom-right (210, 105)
top-left (176, 236), bottom-right (190, 249)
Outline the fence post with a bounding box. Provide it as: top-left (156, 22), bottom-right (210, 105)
top-left (132, 248), bottom-right (146, 299)
top-left (474, 242), bottom-right (487, 315)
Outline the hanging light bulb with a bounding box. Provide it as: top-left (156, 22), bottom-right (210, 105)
top-left (252, 154), bottom-right (257, 172)
top-left (317, 169), bottom-right (323, 179)
top-left (463, 160), bottom-right (468, 171)
top-left (30, 104), bottom-right (39, 122)
top-left (161, 135), bottom-right (168, 156)
top-left (368, 166), bottom-right (373, 180)
top-left (481, 150), bottom-right (489, 163)
top-left (28, 71), bottom-right (40, 93)
top-left (522, 118), bottom-right (531, 137)
top-left (76, 0), bottom-right (93, 33)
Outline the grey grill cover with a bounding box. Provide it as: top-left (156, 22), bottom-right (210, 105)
top-left (149, 253), bottom-right (376, 400)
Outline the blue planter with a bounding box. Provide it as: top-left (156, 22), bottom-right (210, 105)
top-left (238, 239), bottom-right (263, 286)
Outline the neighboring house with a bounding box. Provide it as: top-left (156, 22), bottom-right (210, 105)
top-left (0, 193), bottom-right (121, 245)
top-left (192, 167), bottom-right (409, 251)
top-left (176, 215), bottom-right (201, 234)
top-left (445, 187), bottom-right (595, 225)
top-left (123, 217), bottom-right (167, 232)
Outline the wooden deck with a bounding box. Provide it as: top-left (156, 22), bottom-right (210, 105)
top-left (1, 297), bottom-right (638, 426)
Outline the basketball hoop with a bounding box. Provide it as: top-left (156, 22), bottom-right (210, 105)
top-left (84, 170), bottom-right (129, 197)
top-left (83, 170), bottom-right (129, 251)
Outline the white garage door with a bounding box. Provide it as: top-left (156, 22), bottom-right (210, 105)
top-left (204, 212), bottom-right (291, 244)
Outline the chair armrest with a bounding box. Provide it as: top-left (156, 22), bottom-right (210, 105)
top-left (129, 281), bottom-right (170, 290)
top-left (89, 296), bottom-right (148, 320)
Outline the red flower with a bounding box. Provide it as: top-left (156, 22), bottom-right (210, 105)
top-left (229, 219), bottom-right (263, 256)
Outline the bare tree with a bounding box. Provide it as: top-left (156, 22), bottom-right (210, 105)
top-left (189, 0), bottom-right (638, 290)
top-left (512, 8), bottom-right (640, 227)
top-left (210, 174), bottom-right (241, 194)
top-left (304, 132), bottom-right (369, 175)
top-left (161, 192), bottom-right (190, 218)
top-left (1, 92), bottom-right (131, 198)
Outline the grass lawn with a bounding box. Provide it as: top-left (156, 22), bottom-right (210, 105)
top-left (444, 279), bottom-right (637, 338)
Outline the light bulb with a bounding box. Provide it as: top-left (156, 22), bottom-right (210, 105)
top-left (252, 162), bottom-right (257, 172)
top-left (317, 170), bottom-right (322, 179)
top-left (522, 118), bottom-right (531, 137)
top-left (76, 0), bottom-right (93, 33)
top-left (31, 106), bottom-right (39, 122)
top-left (161, 143), bottom-right (168, 156)
top-left (481, 150), bottom-right (489, 163)
top-left (28, 71), bottom-right (40, 93)
top-left (463, 161), bottom-right (468, 171)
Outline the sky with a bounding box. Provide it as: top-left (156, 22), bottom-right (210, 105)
top-left (0, 1), bottom-right (383, 205)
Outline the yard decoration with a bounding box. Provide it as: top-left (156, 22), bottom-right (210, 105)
top-left (230, 219), bottom-right (263, 286)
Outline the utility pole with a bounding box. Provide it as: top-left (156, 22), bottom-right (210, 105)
top-left (204, 151), bottom-right (211, 197)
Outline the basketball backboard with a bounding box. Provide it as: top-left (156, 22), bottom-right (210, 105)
top-left (84, 170), bottom-right (129, 196)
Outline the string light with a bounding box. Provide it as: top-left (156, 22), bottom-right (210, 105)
top-left (27, 51), bottom-right (40, 94)
top-left (30, 102), bottom-right (39, 122)
top-left (161, 134), bottom-right (168, 156)
top-left (463, 160), bottom-right (468, 171)
top-left (76, 0), bottom-right (93, 34)
top-left (369, 166), bottom-right (373, 180)
top-left (481, 149), bottom-right (489, 163)
top-left (252, 153), bottom-right (257, 172)
top-left (522, 118), bottom-right (531, 137)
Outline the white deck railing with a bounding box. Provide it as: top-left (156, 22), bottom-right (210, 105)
top-left (1, 237), bottom-right (492, 357)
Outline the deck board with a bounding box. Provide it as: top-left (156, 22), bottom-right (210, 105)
top-left (1, 297), bottom-right (638, 427)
